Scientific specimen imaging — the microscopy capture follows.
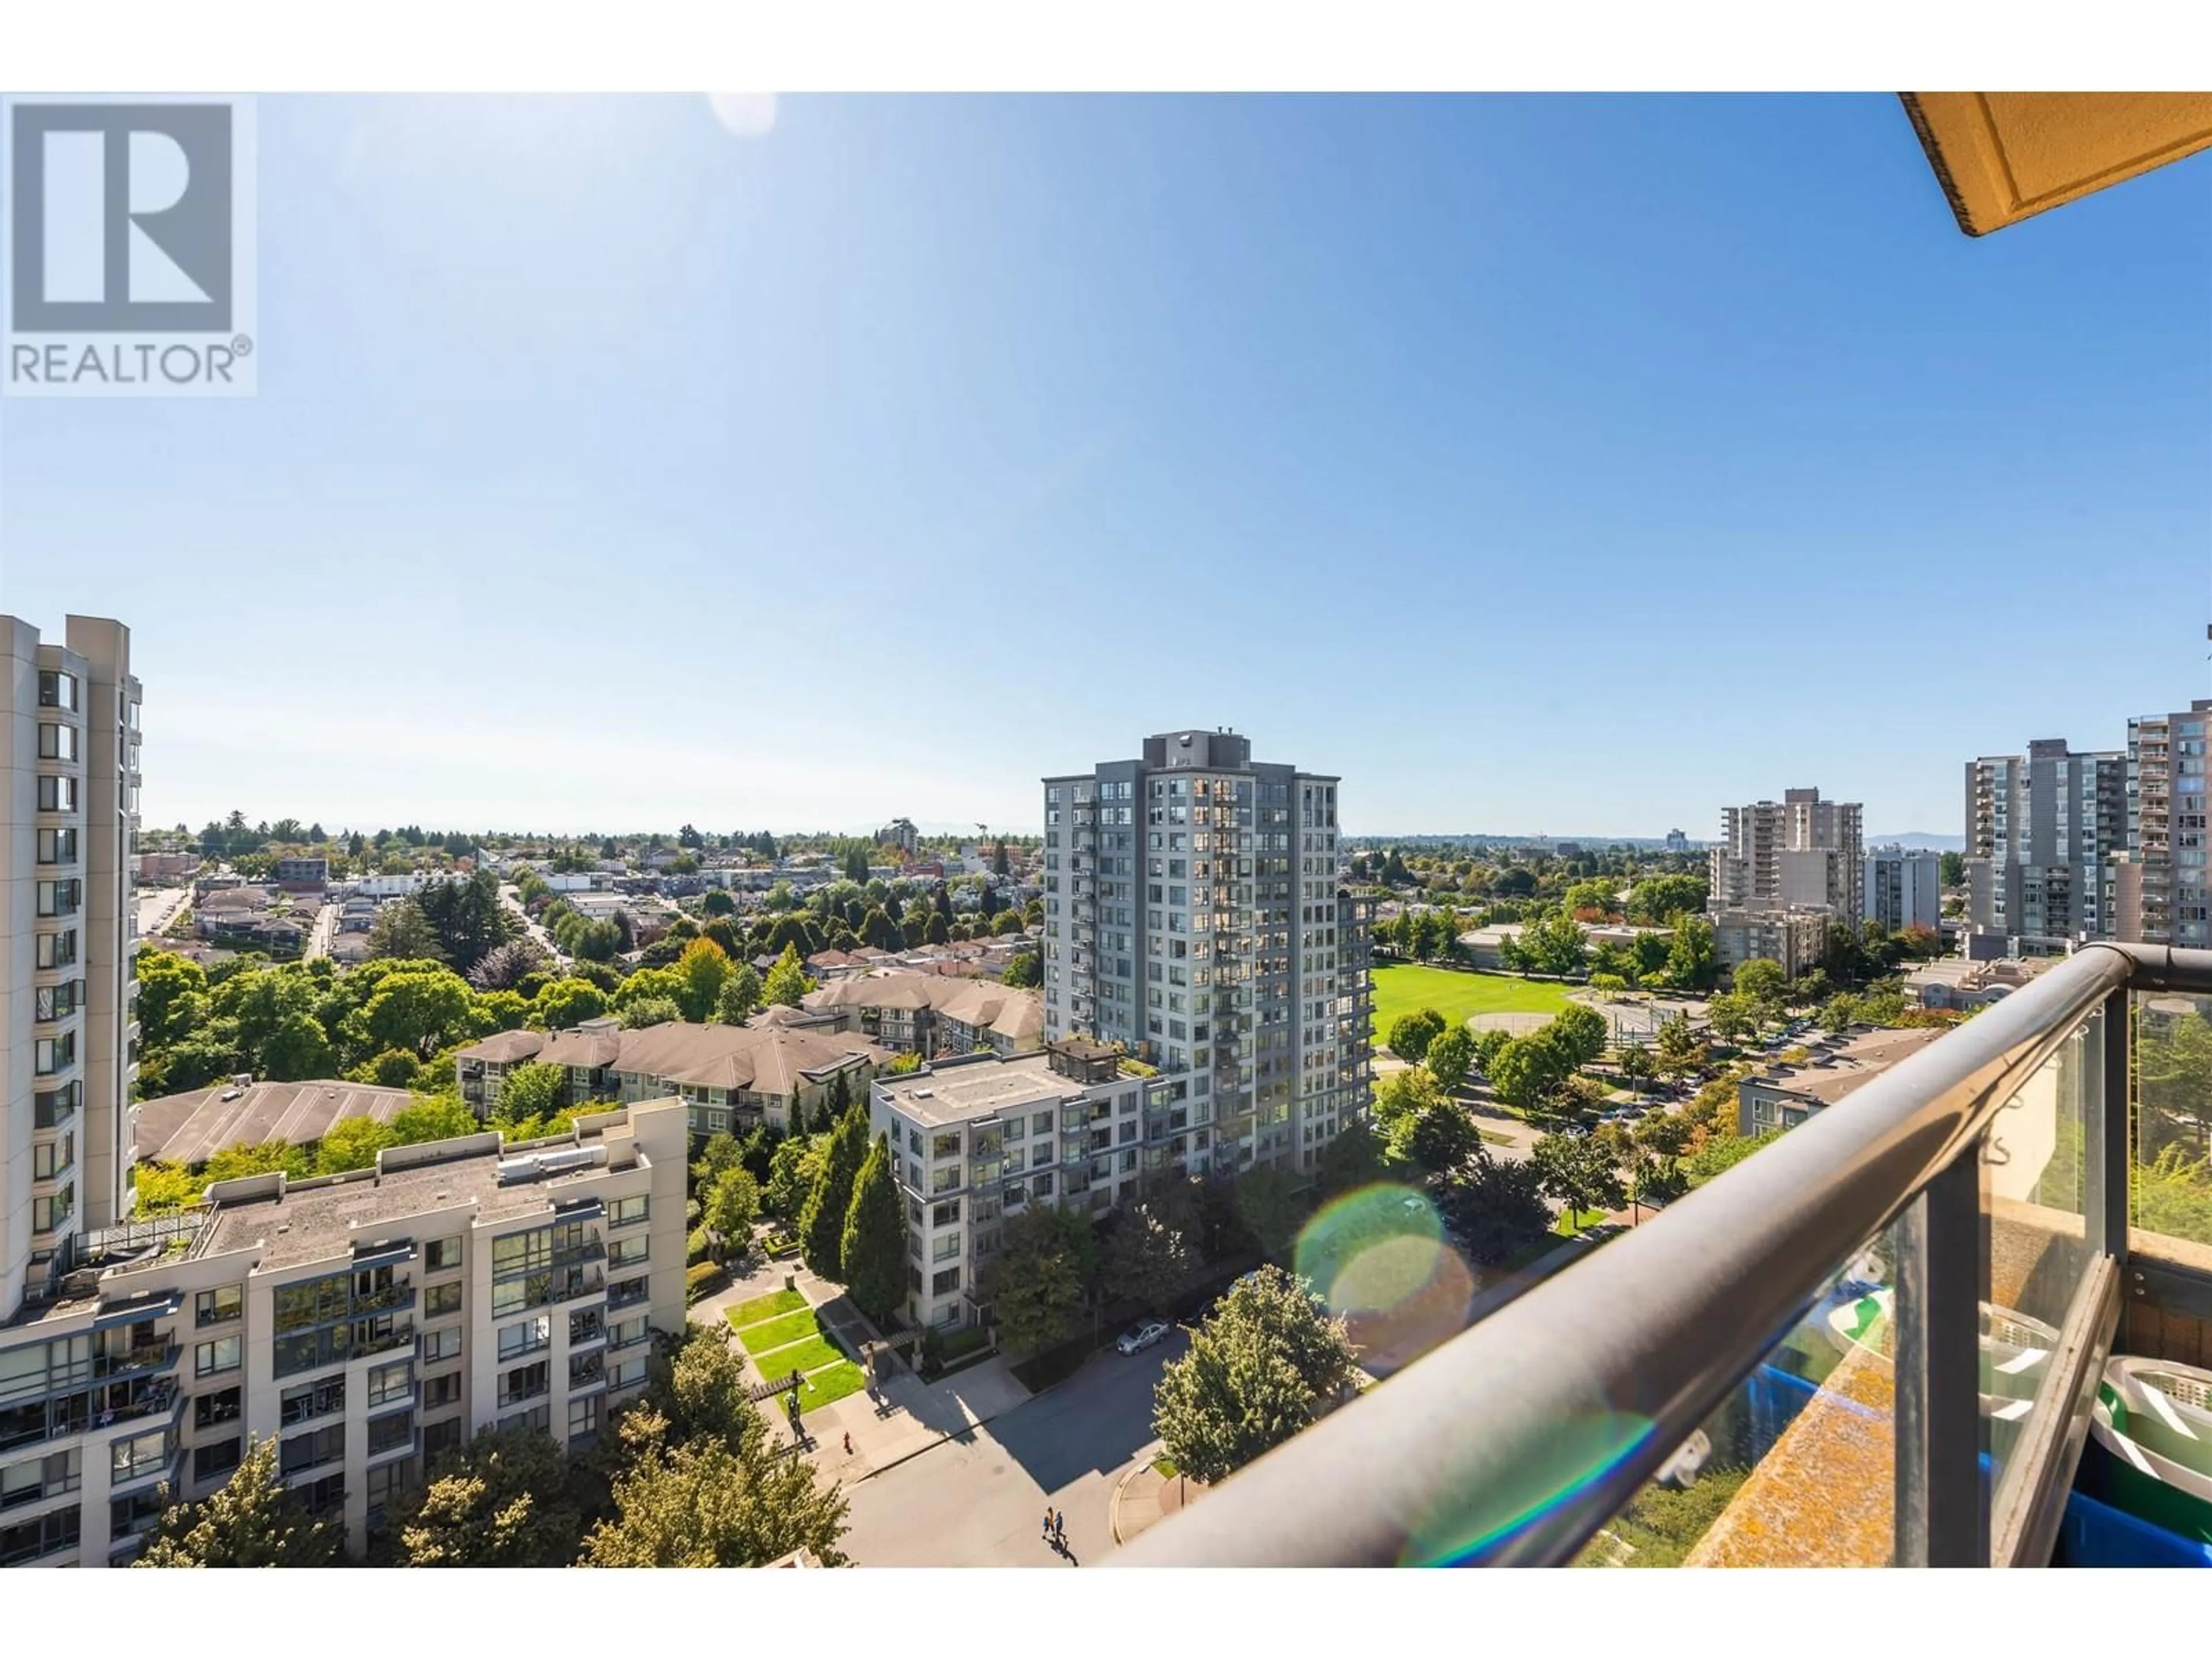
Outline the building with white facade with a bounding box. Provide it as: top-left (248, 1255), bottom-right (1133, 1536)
top-left (1863, 844), bottom-right (1944, 933)
top-left (4, 615), bottom-right (142, 1317)
top-left (0, 1099), bottom-right (687, 1567)
top-left (869, 1042), bottom-right (1195, 1333)
top-left (1040, 729), bottom-right (1373, 1175)
top-left (1709, 787), bottom-right (1863, 919)
top-left (2119, 702), bottom-right (2212, 948)
top-left (1710, 906), bottom-right (1832, 982)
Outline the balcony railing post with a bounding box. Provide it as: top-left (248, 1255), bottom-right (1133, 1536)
top-left (1891, 1149), bottom-right (1987, 1567)
top-left (2087, 988), bottom-right (2131, 1261)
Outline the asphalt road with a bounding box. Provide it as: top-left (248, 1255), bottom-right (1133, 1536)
top-left (842, 1331), bottom-right (1186, 1567)
top-left (499, 883), bottom-right (569, 968)
top-left (134, 885), bottom-right (191, 941)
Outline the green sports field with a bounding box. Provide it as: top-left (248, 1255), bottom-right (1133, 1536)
top-left (1370, 963), bottom-right (1574, 1042)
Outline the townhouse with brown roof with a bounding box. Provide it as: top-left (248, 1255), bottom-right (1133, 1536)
top-left (801, 971), bottom-right (1044, 1059)
top-left (453, 1017), bottom-right (888, 1138)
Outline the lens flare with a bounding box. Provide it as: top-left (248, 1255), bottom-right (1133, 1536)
top-left (1296, 1183), bottom-right (1474, 1378)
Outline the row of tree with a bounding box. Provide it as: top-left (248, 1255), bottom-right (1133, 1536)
top-left (137, 1324), bottom-right (849, 1568)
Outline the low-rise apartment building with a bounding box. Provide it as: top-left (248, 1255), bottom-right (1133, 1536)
top-left (454, 1017), bottom-right (888, 1137)
top-left (869, 1041), bottom-right (1213, 1334)
top-left (1710, 906), bottom-right (1831, 982)
top-left (802, 971), bottom-right (1045, 1058)
top-left (1736, 1028), bottom-right (1945, 1137)
top-left (0, 1098), bottom-right (686, 1567)
top-left (1900, 954), bottom-right (2056, 1011)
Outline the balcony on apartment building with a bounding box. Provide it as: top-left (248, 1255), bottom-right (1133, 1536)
top-left (1111, 942), bottom-right (2212, 1570)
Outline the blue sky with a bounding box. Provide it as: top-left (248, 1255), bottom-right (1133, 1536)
top-left (3, 93), bottom-right (2207, 838)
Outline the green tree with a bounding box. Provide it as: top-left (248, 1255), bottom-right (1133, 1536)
top-left (132, 1161), bottom-right (202, 1215)
top-left (388, 1093), bottom-right (480, 1146)
top-left (798, 1104), bottom-right (868, 1278)
top-left (619, 995), bottom-right (684, 1030)
top-left (1001, 949), bottom-right (1042, 989)
top-left (765, 1133), bottom-right (823, 1222)
top-left (1564, 878), bottom-right (1617, 918)
top-left (1627, 873), bottom-right (1708, 926)
top-left (840, 1135), bottom-right (907, 1320)
top-left (1437, 1149), bottom-right (1551, 1266)
top-left (1706, 991), bottom-right (1758, 1043)
top-left (673, 937), bottom-right (733, 1023)
top-left (574, 918), bottom-right (624, 963)
top-left (1151, 1265), bottom-right (1357, 1487)
top-left (715, 963), bottom-right (762, 1025)
top-left (1731, 957), bottom-right (1789, 1010)
top-left (691, 1130), bottom-right (744, 1192)
top-left (392, 1425), bottom-right (580, 1566)
top-left (494, 1061), bottom-right (569, 1126)
top-left (1530, 1130), bottom-right (1627, 1224)
top-left (1549, 1003), bottom-right (1609, 1069)
top-left (763, 943), bottom-right (812, 1008)
top-left (315, 1115), bottom-right (396, 1173)
top-left (136, 1437), bottom-right (342, 1567)
top-left (578, 1406), bottom-right (849, 1567)
top-left (202, 1141), bottom-right (310, 1183)
top-left (365, 899), bottom-right (441, 962)
top-left (991, 1204), bottom-right (1096, 1353)
top-left (704, 1165), bottom-right (762, 1264)
top-left (1654, 1012), bottom-right (1706, 1075)
top-left (353, 968), bottom-right (475, 1059)
top-left (1385, 1007), bottom-right (1447, 1063)
top-left (1232, 1164), bottom-right (1306, 1260)
top-left (1661, 914), bottom-right (1719, 991)
top-left (1407, 1098), bottom-right (1482, 1175)
top-left (1513, 908), bottom-right (1589, 978)
top-left (1102, 1199), bottom-right (1197, 1311)
top-left (134, 946), bottom-right (210, 1048)
top-left (260, 1010), bottom-right (335, 1081)
top-left (1424, 1027), bottom-right (1475, 1096)
top-left (1315, 1118), bottom-right (1393, 1198)
top-left (1939, 850), bottom-right (1965, 887)
top-left (535, 976), bottom-right (608, 1029)
top-left (1487, 1032), bottom-right (1570, 1112)
top-left (415, 870), bottom-right (515, 975)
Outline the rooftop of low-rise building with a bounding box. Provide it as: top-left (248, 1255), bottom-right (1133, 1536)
top-left (198, 1104), bottom-right (666, 1271)
top-left (1745, 1026), bottom-right (1946, 1108)
top-left (873, 1050), bottom-right (1089, 1128)
top-left (134, 1077), bottom-right (419, 1168)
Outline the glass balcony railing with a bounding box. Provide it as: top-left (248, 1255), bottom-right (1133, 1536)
top-left (1109, 942), bottom-right (2212, 1570)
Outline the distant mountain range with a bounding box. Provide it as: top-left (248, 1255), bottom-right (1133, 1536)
top-left (1868, 832), bottom-right (1965, 853)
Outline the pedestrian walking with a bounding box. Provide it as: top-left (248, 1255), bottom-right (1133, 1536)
top-left (1053, 1508), bottom-right (1065, 1540)
top-left (1042, 1508), bottom-right (1053, 1541)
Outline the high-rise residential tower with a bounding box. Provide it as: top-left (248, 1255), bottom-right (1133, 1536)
top-left (1863, 844), bottom-right (1944, 933)
top-left (2118, 701), bottom-right (2212, 947)
top-left (5, 615), bottom-right (141, 1316)
top-left (1707, 787), bottom-right (1863, 919)
top-left (1040, 729), bottom-right (1372, 1175)
top-left (1963, 739), bottom-right (2128, 949)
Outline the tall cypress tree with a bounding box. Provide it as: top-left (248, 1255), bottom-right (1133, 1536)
top-left (798, 1103), bottom-right (868, 1279)
top-left (841, 1134), bottom-right (907, 1321)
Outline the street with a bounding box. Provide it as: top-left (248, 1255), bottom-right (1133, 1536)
top-left (134, 885), bottom-right (191, 942)
top-left (302, 900), bottom-right (338, 962)
top-left (499, 882), bottom-right (569, 968)
top-left (841, 1333), bottom-right (1185, 1567)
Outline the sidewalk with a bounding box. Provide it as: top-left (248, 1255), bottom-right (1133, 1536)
top-left (1111, 1454), bottom-right (1204, 1544)
top-left (692, 1256), bottom-right (1033, 1486)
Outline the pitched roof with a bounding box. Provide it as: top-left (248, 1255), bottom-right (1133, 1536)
top-left (135, 1078), bottom-right (420, 1168)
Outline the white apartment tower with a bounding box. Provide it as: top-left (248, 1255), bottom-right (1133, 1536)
top-left (5, 615), bottom-right (141, 1316)
top-left (1863, 845), bottom-right (1944, 933)
top-left (1709, 787), bottom-right (1864, 920)
top-left (1040, 730), bottom-right (1373, 1175)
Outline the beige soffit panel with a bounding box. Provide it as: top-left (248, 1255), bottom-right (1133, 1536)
top-left (1900, 92), bottom-right (2212, 236)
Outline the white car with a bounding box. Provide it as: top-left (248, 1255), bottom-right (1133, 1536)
top-left (1116, 1319), bottom-right (1171, 1355)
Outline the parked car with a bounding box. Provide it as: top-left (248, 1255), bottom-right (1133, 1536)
top-left (1116, 1319), bottom-right (1171, 1355)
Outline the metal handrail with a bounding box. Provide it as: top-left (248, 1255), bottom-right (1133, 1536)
top-left (1109, 942), bottom-right (2212, 1568)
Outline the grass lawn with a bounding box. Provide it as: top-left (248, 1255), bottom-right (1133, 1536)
top-left (1552, 1207), bottom-right (1612, 1236)
top-left (1371, 964), bottom-right (1574, 1043)
top-left (796, 1361), bottom-right (868, 1413)
top-left (752, 1334), bottom-right (846, 1378)
top-left (734, 1307), bottom-right (823, 1354)
top-left (1152, 1455), bottom-right (1179, 1478)
top-left (726, 1287), bottom-right (806, 1328)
